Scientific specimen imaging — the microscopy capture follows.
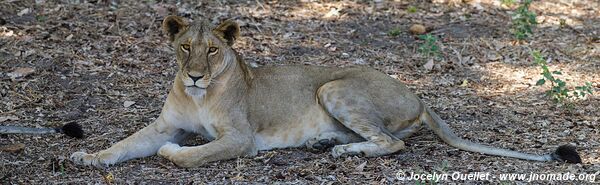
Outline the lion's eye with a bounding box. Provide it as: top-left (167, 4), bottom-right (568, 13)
top-left (208, 47), bottom-right (218, 55)
top-left (180, 44), bottom-right (190, 52)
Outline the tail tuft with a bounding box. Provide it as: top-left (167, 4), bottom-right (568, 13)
top-left (553, 145), bottom-right (581, 163)
top-left (60, 122), bottom-right (84, 139)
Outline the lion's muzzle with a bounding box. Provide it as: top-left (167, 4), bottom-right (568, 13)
top-left (188, 73), bottom-right (204, 82)
top-left (182, 72), bottom-right (210, 91)
top-left (184, 86), bottom-right (206, 97)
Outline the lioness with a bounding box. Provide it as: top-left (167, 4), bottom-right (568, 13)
top-left (70, 16), bottom-right (581, 168)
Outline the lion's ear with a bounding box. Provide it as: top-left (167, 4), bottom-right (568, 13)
top-left (213, 19), bottom-right (240, 46)
top-left (162, 16), bottom-right (188, 42)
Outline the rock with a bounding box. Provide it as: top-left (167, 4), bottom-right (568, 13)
top-left (409, 24), bottom-right (426, 34)
top-left (17, 8), bottom-right (31, 16)
top-left (341, 53), bottom-right (350, 58)
top-left (123, 101), bottom-right (136, 108)
top-left (423, 59), bottom-right (434, 70)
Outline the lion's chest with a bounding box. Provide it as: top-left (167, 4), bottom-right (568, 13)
top-left (195, 108), bottom-right (219, 140)
top-left (165, 107), bottom-right (218, 141)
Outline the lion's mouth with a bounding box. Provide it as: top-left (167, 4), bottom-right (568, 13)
top-left (184, 86), bottom-right (207, 97)
top-left (186, 85), bottom-right (206, 89)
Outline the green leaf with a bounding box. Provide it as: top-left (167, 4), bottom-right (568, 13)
top-left (543, 72), bottom-right (553, 81)
top-left (541, 65), bottom-right (549, 72)
top-left (552, 71), bottom-right (562, 75)
top-left (536, 79), bottom-right (546, 86)
top-left (552, 86), bottom-right (561, 93)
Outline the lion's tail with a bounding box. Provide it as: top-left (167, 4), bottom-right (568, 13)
top-left (421, 107), bottom-right (581, 163)
top-left (0, 122), bottom-right (84, 138)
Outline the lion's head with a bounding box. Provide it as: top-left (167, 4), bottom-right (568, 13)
top-left (161, 16), bottom-right (241, 97)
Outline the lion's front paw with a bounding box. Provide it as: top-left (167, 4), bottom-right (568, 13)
top-left (158, 142), bottom-right (182, 159)
top-left (158, 142), bottom-right (197, 167)
top-left (70, 151), bottom-right (119, 168)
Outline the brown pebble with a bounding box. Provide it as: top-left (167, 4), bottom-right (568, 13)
top-left (409, 24), bottom-right (426, 34)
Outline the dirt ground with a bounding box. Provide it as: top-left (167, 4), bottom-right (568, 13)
top-left (1, 0), bottom-right (598, 184)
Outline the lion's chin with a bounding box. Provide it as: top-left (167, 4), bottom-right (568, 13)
top-left (184, 86), bottom-right (206, 97)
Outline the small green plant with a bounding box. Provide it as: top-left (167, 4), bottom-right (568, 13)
top-left (435, 160), bottom-right (449, 172)
top-left (574, 82), bottom-right (593, 98)
top-left (532, 51), bottom-right (594, 102)
top-left (418, 34), bottom-right (440, 58)
top-left (463, 13), bottom-right (472, 19)
top-left (559, 18), bottom-right (567, 28)
top-left (407, 6), bottom-right (418, 13)
top-left (501, 0), bottom-right (516, 6)
top-left (60, 162), bottom-right (66, 176)
top-left (36, 15), bottom-right (47, 22)
top-left (388, 28), bottom-right (402, 37)
top-left (511, 0), bottom-right (537, 40)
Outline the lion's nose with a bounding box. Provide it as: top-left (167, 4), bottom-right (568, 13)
top-left (188, 73), bottom-right (204, 82)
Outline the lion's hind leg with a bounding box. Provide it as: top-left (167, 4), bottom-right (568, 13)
top-left (317, 80), bottom-right (405, 158)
